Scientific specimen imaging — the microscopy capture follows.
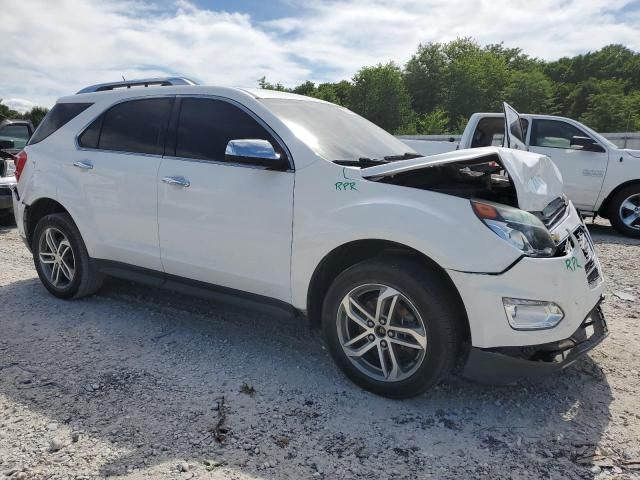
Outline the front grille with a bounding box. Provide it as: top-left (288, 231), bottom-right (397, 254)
top-left (534, 196), bottom-right (568, 229)
top-left (573, 226), bottom-right (602, 288)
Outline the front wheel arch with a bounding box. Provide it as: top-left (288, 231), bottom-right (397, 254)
top-left (306, 239), bottom-right (471, 345)
top-left (598, 179), bottom-right (640, 218)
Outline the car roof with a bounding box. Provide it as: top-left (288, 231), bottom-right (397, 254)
top-left (57, 85), bottom-right (325, 104)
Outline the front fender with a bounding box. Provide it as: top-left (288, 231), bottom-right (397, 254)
top-left (290, 161), bottom-right (522, 309)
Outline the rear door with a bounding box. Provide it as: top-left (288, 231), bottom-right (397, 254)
top-left (157, 96), bottom-right (294, 301)
top-left (63, 97), bottom-right (173, 270)
top-left (527, 118), bottom-right (608, 210)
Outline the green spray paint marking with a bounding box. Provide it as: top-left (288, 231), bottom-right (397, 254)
top-left (335, 167), bottom-right (358, 191)
top-left (335, 181), bottom-right (358, 191)
top-left (565, 256), bottom-right (582, 272)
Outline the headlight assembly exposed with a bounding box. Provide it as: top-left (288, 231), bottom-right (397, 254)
top-left (471, 200), bottom-right (556, 257)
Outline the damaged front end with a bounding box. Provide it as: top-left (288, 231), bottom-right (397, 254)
top-left (461, 300), bottom-right (608, 385)
top-left (362, 146), bottom-right (564, 214)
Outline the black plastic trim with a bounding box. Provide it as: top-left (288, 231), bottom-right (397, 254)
top-left (460, 299), bottom-right (607, 385)
top-left (92, 259), bottom-right (299, 318)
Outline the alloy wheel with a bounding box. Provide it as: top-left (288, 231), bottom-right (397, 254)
top-left (619, 193), bottom-right (640, 231)
top-left (38, 227), bottom-right (76, 288)
top-left (336, 283), bottom-right (427, 382)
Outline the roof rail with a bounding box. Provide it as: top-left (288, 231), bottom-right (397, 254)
top-left (76, 77), bottom-right (198, 94)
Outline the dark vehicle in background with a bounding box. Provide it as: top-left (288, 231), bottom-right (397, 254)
top-left (0, 119), bottom-right (34, 153)
top-left (0, 120), bottom-right (34, 223)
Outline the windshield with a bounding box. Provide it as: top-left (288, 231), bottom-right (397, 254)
top-left (260, 99), bottom-right (415, 162)
top-left (0, 124), bottom-right (30, 149)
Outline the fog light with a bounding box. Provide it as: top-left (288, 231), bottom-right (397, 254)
top-left (502, 298), bottom-right (564, 330)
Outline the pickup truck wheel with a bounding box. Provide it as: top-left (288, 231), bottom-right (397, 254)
top-left (32, 213), bottom-right (103, 299)
top-left (322, 257), bottom-right (461, 398)
top-left (608, 186), bottom-right (640, 238)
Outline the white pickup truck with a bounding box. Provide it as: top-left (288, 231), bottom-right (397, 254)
top-left (402, 105), bottom-right (640, 237)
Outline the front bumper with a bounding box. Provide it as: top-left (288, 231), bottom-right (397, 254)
top-left (461, 301), bottom-right (607, 384)
top-left (447, 205), bottom-right (604, 348)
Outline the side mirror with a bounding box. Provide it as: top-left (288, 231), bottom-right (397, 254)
top-left (570, 136), bottom-right (605, 153)
top-left (225, 139), bottom-right (287, 169)
top-left (0, 139), bottom-right (15, 150)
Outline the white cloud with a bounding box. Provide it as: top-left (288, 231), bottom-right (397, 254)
top-left (0, 0), bottom-right (639, 108)
top-left (2, 98), bottom-right (38, 114)
top-left (0, 0), bottom-right (310, 108)
top-left (267, 0), bottom-right (640, 80)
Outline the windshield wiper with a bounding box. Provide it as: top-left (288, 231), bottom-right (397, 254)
top-left (383, 152), bottom-right (423, 161)
top-left (334, 157), bottom-right (389, 168)
top-left (334, 153), bottom-right (421, 168)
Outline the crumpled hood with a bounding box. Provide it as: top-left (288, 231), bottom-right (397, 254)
top-left (362, 146), bottom-right (564, 212)
top-left (623, 149), bottom-right (640, 159)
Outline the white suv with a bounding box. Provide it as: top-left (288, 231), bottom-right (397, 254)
top-left (12, 78), bottom-right (607, 398)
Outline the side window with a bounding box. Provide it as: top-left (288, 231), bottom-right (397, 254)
top-left (79, 98), bottom-right (172, 155)
top-left (28, 102), bottom-right (92, 145)
top-left (531, 120), bottom-right (590, 149)
top-left (175, 98), bottom-right (283, 162)
top-left (470, 118), bottom-right (528, 148)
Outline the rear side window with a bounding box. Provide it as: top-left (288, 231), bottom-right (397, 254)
top-left (28, 103), bottom-right (92, 145)
top-left (79, 97), bottom-right (173, 155)
top-left (174, 98), bottom-right (282, 162)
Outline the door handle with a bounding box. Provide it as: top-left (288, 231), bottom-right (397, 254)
top-left (73, 160), bottom-right (93, 170)
top-left (162, 176), bottom-right (190, 187)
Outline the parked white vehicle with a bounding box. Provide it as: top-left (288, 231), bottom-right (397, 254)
top-left (403, 108), bottom-right (640, 237)
top-left (12, 79), bottom-right (607, 397)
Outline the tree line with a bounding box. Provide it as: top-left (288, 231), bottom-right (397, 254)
top-left (0, 101), bottom-right (48, 128)
top-left (3, 38), bottom-right (639, 135)
top-left (260, 38), bottom-right (640, 135)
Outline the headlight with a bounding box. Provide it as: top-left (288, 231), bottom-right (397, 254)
top-left (471, 200), bottom-right (556, 257)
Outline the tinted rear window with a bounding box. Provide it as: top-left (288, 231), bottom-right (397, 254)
top-left (28, 103), bottom-right (92, 145)
top-left (97, 98), bottom-right (173, 155)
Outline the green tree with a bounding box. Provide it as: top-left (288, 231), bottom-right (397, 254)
top-left (349, 63), bottom-right (414, 133)
top-left (415, 109), bottom-right (450, 134)
top-left (292, 80), bottom-right (316, 96)
top-left (444, 39), bottom-right (510, 127)
top-left (404, 42), bottom-right (447, 115)
top-left (0, 100), bottom-right (20, 122)
top-left (22, 106), bottom-right (49, 127)
top-left (257, 76), bottom-right (287, 91)
top-left (505, 70), bottom-right (553, 113)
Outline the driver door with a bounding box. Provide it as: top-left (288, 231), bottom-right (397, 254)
top-left (157, 97), bottom-right (294, 302)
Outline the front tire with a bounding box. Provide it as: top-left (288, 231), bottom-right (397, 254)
top-left (32, 213), bottom-right (103, 299)
top-left (322, 257), bottom-right (462, 398)
top-left (608, 185), bottom-right (640, 238)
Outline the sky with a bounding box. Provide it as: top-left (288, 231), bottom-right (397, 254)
top-left (1, 0), bottom-right (640, 111)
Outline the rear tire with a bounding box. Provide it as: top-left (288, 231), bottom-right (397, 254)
top-left (322, 256), bottom-right (462, 398)
top-left (608, 185), bottom-right (640, 238)
top-left (32, 213), bottom-right (103, 299)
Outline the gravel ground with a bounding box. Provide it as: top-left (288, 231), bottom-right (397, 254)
top-left (1, 219), bottom-right (639, 480)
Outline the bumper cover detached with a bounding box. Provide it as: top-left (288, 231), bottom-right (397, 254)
top-left (461, 300), bottom-right (607, 385)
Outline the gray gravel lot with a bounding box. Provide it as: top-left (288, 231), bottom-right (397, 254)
top-left (1, 219), bottom-right (639, 479)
